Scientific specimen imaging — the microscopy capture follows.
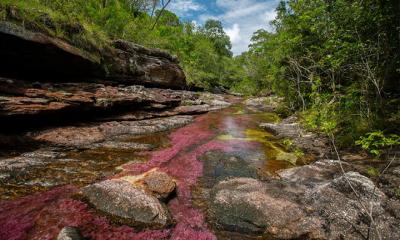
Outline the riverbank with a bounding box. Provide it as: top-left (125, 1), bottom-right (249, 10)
top-left (1, 96), bottom-right (399, 239)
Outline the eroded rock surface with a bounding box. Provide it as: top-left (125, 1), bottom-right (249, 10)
top-left (121, 168), bottom-right (176, 200)
top-left (0, 21), bottom-right (186, 88)
top-left (260, 116), bottom-right (330, 157)
top-left (32, 115), bottom-right (193, 147)
top-left (208, 160), bottom-right (400, 239)
top-left (82, 170), bottom-right (176, 228)
top-left (0, 150), bottom-right (66, 173)
top-left (0, 79), bottom-right (180, 118)
top-left (244, 96), bottom-right (283, 112)
top-left (57, 227), bottom-right (84, 240)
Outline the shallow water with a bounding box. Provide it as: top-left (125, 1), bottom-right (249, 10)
top-left (0, 103), bottom-right (312, 240)
top-left (0, 132), bottom-right (171, 200)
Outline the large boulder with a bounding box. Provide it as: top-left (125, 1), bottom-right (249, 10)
top-left (81, 179), bottom-right (173, 228)
top-left (209, 178), bottom-right (323, 239)
top-left (208, 160), bottom-right (400, 239)
top-left (0, 21), bottom-right (103, 80)
top-left (111, 40), bottom-right (186, 88)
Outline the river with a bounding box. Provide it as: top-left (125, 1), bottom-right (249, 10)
top-left (0, 100), bottom-right (313, 240)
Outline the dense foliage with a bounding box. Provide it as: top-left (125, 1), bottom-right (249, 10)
top-left (0, 0), bottom-right (241, 89)
top-left (1, 0), bottom-right (399, 149)
top-left (237, 0), bottom-right (400, 147)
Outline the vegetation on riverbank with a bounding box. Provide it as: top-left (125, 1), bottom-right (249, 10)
top-left (0, 0), bottom-right (241, 89)
top-left (1, 0), bottom-right (399, 151)
top-left (237, 0), bottom-right (400, 150)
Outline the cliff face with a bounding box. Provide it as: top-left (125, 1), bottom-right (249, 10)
top-left (0, 20), bottom-right (188, 132)
top-left (0, 19), bottom-right (230, 146)
top-left (0, 21), bottom-right (186, 88)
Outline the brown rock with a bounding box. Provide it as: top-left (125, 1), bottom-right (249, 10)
top-left (32, 115), bottom-right (193, 147)
top-left (0, 21), bottom-right (103, 79)
top-left (121, 168), bottom-right (176, 200)
top-left (260, 115), bottom-right (330, 157)
top-left (0, 80), bottom-right (181, 118)
top-left (209, 161), bottom-right (400, 239)
top-left (57, 227), bottom-right (84, 240)
top-left (0, 21), bottom-right (186, 88)
top-left (81, 179), bottom-right (172, 228)
top-left (33, 126), bottom-right (105, 147)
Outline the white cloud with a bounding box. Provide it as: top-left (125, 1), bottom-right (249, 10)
top-left (216, 0), bottom-right (253, 9)
top-left (222, 3), bottom-right (271, 20)
top-left (168, 0), bottom-right (204, 16)
top-left (264, 9), bottom-right (277, 23)
top-left (225, 23), bottom-right (241, 44)
top-left (198, 13), bottom-right (218, 23)
top-left (207, 0), bottom-right (280, 55)
top-left (169, 0), bottom-right (280, 55)
top-left (191, 20), bottom-right (198, 27)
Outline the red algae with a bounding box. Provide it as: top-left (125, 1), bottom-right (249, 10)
top-left (0, 106), bottom-right (278, 240)
top-left (0, 185), bottom-right (78, 240)
top-left (115, 110), bottom-right (260, 240)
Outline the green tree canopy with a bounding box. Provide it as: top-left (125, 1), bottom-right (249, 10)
top-left (203, 19), bottom-right (232, 57)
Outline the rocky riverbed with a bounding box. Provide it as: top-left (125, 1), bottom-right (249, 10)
top-left (1, 16), bottom-right (399, 240)
top-left (2, 96), bottom-right (399, 240)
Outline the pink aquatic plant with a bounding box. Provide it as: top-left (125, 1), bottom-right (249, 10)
top-left (0, 107), bottom-right (265, 239)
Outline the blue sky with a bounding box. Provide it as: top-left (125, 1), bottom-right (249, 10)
top-left (166, 0), bottom-right (280, 55)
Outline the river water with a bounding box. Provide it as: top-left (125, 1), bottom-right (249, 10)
top-left (0, 102), bottom-right (313, 240)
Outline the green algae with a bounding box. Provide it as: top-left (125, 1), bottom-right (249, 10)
top-left (233, 109), bottom-right (245, 115)
top-left (252, 112), bottom-right (281, 123)
top-left (217, 128), bottom-right (299, 168)
top-left (232, 106), bottom-right (280, 123)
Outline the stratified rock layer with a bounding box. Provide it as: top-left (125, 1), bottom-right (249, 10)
top-left (260, 115), bottom-right (329, 157)
top-left (0, 21), bottom-right (186, 88)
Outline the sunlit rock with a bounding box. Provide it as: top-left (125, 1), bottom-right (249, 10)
top-left (57, 227), bottom-right (84, 240)
top-left (81, 179), bottom-right (173, 228)
top-left (121, 168), bottom-right (176, 200)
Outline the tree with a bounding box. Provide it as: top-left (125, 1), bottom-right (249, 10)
top-left (151, 0), bottom-right (171, 30)
top-left (154, 9), bottom-right (180, 27)
top-left (203, 19), bottom-right (232, 57)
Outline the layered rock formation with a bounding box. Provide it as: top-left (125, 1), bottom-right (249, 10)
top-left (260, 115), bottom-right (330, 157)
top-left (0, 21), bottom-right (186, 87)
top-left (0, 19), bottom-right (231, 137)
top-left (0, 20), bottom-right (189, 133)
top-left (0, 18), bottom-right (231, 201)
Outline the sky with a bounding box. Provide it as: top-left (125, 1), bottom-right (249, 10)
top-left (166, 0), bottom-right (280, 55)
